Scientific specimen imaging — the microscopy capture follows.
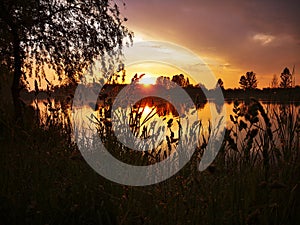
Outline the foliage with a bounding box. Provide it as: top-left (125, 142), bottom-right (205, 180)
top-left (131, 73), bottom-right (145, 84)
top-left (155, 76), bottom-right (174, 89)
top-left (155, 74), bottom-right (190, 88)
top-left (280, 67), bottom-right (292, 88)
top-left (105, 63), bottom-right (126, 84)
top-left (216, 78), bottom-right (224, 90)
top-left (171, 74), bottom-right (189, 87)
top-left (1, 97), bottom-right (300, 225)
top-left (239, 71), bottom-right (258, 90)
top-left (0, 0), bottom-right (132, 120)
top-left (0, 0), bottom-right (132, 79)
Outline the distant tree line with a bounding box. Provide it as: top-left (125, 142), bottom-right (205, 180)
top-left (236, 67), bottom-right (295, 90)
top-left (156, 74), bottom-right (191, 88)
top-left (152, 66), bottom-right (296, 91)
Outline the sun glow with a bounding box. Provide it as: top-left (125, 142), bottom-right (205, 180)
top-left (139, 105), bottom-right (156, 122)
top-left (143, 105), bottom-right (153, 115)
top-left (139, 74), bottom-right (157, 86)
top-left (125, 62), bottom-right (186, 84)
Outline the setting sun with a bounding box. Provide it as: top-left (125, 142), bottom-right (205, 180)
top-left (138, 74), bottom-right (157, 86)
top-left (143, 105), bottom-right (152, 115)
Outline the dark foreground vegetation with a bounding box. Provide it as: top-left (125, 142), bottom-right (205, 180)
top-left (0, 96), bottom-right (300, 225)
top-left (1, 0), bottom-right (299, 223)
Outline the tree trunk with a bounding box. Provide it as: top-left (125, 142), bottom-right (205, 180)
top-left (0, 3), bottom-right (24, 124)
top-left (11, 34), bottom-right (23, 124)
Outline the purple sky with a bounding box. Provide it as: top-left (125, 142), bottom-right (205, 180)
top-left (121, 0), bottom-right (300, 88)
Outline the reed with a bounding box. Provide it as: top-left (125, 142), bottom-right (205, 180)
top-left (0, 97), bottom-right (299, 225)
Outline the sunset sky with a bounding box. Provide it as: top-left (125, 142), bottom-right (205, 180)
top-left (120, 0), bottom-right (300, 88)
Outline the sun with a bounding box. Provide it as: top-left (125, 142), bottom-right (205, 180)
top-left (143, 105), bottom-right (152, 115)
top-left (139, 75), bottom-right (157, 86)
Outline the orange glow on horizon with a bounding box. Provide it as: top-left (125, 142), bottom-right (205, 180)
top-left (124, 62), bottom-right (187, 84)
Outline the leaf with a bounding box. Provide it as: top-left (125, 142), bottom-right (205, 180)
top-left (170, 131), bottom-right (174, 139)
top-left (250, 128), bottom-right (259, 138)
top-left (34, 80), bottom-right (39, 96)
top-left (167, 118), bottom-right (173, 128)
top-left (230, 115), bottom-right (236, 124)
top-left (239, 120), bottom-right (247, 130)
top-left (252, 117), bottom-right (259, 124)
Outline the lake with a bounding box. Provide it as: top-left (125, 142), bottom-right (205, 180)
top-left (31, 95), bottom-right (300, 164)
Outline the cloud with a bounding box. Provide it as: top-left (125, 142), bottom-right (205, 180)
top-left (253, 34), bottom-right (275, 45)
top-left (123, 0), bottom-right (300, 87)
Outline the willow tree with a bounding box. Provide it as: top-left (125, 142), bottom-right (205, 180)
top-left (0, 0), bottom-right (132, 121)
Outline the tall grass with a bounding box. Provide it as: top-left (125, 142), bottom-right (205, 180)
top-left (0, 97), bottom-right (300, 225)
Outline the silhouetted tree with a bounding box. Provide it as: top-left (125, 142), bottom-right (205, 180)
top-left (156, 76), bottom-right (174, 89)
top-left (280, 67), bottom-right (292, 88)
top-left (156, 76), bottom-right (166, 86)
top-left (239, 71), bottom-right (258, 90)
top-left (113, 74), bottom-right (121, 85)
top-left (186, 77), bottom-right (190, 86)
top-left (216, 78), bottom-right (224, 90)
top-left (172, 74), bottom-right (188, 87)
top-left (0, 0), bottom-right (132, 121)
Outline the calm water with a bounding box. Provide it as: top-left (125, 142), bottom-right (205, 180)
top-left (33, 98), bottom-right (300, 130)
top-left (34, 98), bottom-right (300, 148)
top-left (28, 97), bottom-right (299, 166)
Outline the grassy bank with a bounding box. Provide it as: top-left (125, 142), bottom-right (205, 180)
top-left (0, 100), bottom-right (300, 225)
